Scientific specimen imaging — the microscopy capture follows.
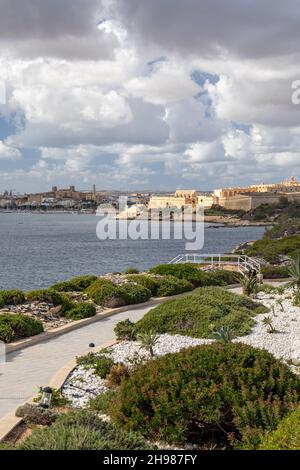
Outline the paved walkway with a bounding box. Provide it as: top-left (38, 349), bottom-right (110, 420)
top-left (0, 303), bottom-right (155, 420)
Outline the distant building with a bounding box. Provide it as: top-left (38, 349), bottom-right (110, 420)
top-left (148, 190), bottom-right (213, 212)
top-left (214, 177), bottom-right (300, 210)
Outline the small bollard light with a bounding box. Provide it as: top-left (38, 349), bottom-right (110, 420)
top-left (39, 386), bottom-right (53, 409)
top-left (89, 342), bottom-right (95, 356)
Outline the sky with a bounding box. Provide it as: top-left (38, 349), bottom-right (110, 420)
top-left (0, 0), bottom-right (300, 193)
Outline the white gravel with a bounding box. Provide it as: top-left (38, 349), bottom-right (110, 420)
top-left (237, 288), bottom-right (300, 362)
top-left (62, 334), bottom-right (212, 407)
top-left (62, 367), bottom-right (108, 408)
top-left (62, 285), bottom-right (300, 408)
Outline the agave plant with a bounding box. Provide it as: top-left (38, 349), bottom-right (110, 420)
top-left (262, 316), bottom-right (276, 333)
top-left (211, 325), bottom-right (236, 343)
top-left (288, 253), bottom-right (300, 290)
top-left (276, 299), bottom-right (284, 312)
top-left (240, 271), bottom-right (258, 297)
top-left (137, 331), bottom-right (160, 358)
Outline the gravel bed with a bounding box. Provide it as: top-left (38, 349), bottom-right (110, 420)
top-left (62, 334), bottom-right (213, 407)
top-left (62, 367), bottom-right (109, 408)
top-left (62, 286), bottom-right (300, 408)
top-left (237, 288), bottom-right (300, 362)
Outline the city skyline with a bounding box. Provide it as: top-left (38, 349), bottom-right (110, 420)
top-left (0, 0), bottom-right (300, 192)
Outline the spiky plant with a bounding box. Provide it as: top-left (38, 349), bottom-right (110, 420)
top-left (288, 253), bottom-right (300, 290)
top-left (211, 325), bottom-right (236, 344)
top-left (262, 316), bottom-right (276, 333)
top-left (240, 272), bottom-right (258, 297)
top-left (276, 299), bottom-right (284, 312)
top-left (137, 331), bottom-right (160, 358)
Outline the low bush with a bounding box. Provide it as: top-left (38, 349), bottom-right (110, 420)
top-left (76, 353), bottom-right (114, 378)
top-left (126, 274), bottom-right (159, 295)
top-left (26, 289), bottom-right (75, 313)
top-left (149, 264), bottom-right (241, 288)
top-left (149, 263), bottom-right (206, 286)
top-left (261, 265), bottom-right (290, 279)
top-left (245, 235), bottom-right (300, 264)
top-left (19, 410), bottom-right (152, 450)
top-left (259, 406), bottom-right (300, 450)
top-left (63, 302), bottom-right (96, 320)
top-left (89, 390), bottom-right (117, 415)
top-left (0, 290), bottom-right (25, 305)
top-left (114, 319), bottom-right (137, 340)
top-left (135, 287), bottom-right (268, 338)
top-left (15, 403), bottom-right (57, 426)
top-left (121, 284), bottom-right (151, 305)
top-left (0, 314), bottom-right (43, 343)
top-left (85, 278), bottom-right (115, 296)
top-left (126, 274), bottom-right (194, 297)
top-left (111, 343), bottom-right (300, 448)
top-left (155, 276), bottom-right (194, 297)
top-left (124, 267), bottom-right (139, 274)
top-left (86, 279), bottom-right (151, 307)
top-left (51, 275), bottom-right (98, 292)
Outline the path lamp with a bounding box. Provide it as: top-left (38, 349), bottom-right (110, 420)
top-left (89, 342), bottom-right (95, 354)
top-left (39, 386), bottom-right (53, 408)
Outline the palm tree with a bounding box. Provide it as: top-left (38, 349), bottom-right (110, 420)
top-left (137, 331), bottom-right (160, 358)
top-left (288, 253), bottom-right (300, 290)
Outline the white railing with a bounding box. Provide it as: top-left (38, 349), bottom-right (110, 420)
top-left (168, 253), bottom-right (261, 274)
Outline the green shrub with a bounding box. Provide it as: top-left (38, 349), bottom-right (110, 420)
top-left (261, 265), bottom-right (290, 279)
top-left (63, 302), bottom-right (96, 320)
top-left (154, 276), bottom-right (194, 297)
top-left (120, 284), bottom-right (151, 304)
top-left (51, 275), bottom-right (98, 292)
top-left (0, 290), bottom-right (25, 305)
top-left (76, 353), bottom-right (114, 378)
top-left (0, 295), bottom-right (4, 308)
top-left (85, 278), bottom-right (115, 296)
top-left (135, 286), bottom-right (268, 338)
top-left (124, 267), bottom-right (140, 274)
top-left (0, 314), bottom-right (44, 343)
top-left (149, 264), bottom-right (241, 288)
top-left (0, 323), bottom-right (14, 342)
top-left (149, 263), bottom-right (206, 286)
top-left (19, 410), bottom-right (152, 450)
top-left (26, 289), bottom-right (75, 313)
top-left (114, 319), bottom-right (137, 340)
top-left (89, 390), bottom-right (117, 415)
top-left (86, 279), bottom-right (151, 307)
top-left (293, 290), bottom-right (300, 306)
top-left (245, 235), bottom-right (300, 264)
top-left (126, 274), bottom-right (159, 295)
top-left (111, 343), bottom-right (300, 447)
top-left (87, 284), bottom-right (126, 308)
top-left (259, 406), bottom-right (300, 450)
top-left (15, 403), bottom-right (57, 426)
top-left (126, 274), bottom-right (194, 297)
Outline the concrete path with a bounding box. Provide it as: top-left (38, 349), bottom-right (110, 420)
top-left (0, 303), bottom-right (155, 420)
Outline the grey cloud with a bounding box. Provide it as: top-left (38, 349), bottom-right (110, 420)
top-left (116, 0), bottom-right (300, 59)
top-left (0, 0), bottom-right (117, 59)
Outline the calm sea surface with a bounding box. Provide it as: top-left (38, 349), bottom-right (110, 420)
top-left (0, 213), bottom-right (266, 290)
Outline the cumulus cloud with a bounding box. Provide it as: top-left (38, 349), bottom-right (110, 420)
top-left (0, 141), bottom-right (21, 159)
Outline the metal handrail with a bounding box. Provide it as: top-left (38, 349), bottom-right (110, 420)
top-left (168, 253), bottom-right (261, 274)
